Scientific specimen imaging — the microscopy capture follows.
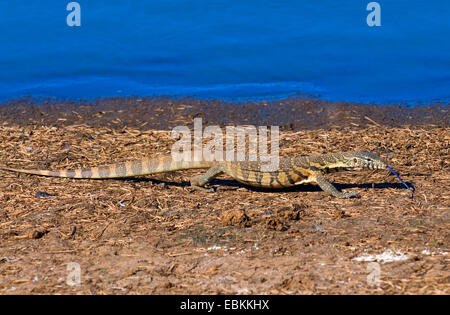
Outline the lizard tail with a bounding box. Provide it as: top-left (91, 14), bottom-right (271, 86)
top-left (1, 155), bottom-right (214, 179)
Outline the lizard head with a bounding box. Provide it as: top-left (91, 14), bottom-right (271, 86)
top-left (343, 151), bottom-right (388, 170)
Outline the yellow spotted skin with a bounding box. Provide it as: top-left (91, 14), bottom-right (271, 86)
top-left (1, 151), bottom-right (388, 199)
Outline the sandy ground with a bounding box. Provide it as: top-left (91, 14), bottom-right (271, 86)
top-left (0, 98), bottom-right (448, 294)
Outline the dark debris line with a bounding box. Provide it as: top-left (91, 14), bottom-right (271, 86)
top-left (0, 96), bottom-right (448, 131)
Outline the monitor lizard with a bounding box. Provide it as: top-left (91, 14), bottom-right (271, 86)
top-left (0, 151), bottom-right (391, 198)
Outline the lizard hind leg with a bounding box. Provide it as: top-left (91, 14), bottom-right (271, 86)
top-left (314, 173), bottom-right (360, 199)
top-left (190, 164), bottom-right (224, 192)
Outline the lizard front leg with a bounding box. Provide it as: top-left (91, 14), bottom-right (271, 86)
top-left (314, 173), bottom-right (360, 199)
top-left (190, 164), bottom-right (224, 192)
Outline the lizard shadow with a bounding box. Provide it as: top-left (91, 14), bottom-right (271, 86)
top-left (208, 179), bottom-right (414, 193)
top-left (123, 177), bottom-right (190, 187)
top-left (124, 177), bottom-right (414, 193)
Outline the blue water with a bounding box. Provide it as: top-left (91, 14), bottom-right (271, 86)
top-left (0, 1), bottom-right (449, 104)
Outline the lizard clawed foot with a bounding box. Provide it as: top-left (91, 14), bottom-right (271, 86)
top-left (189, 185), bottom-right (215, 193)
top-left (340, 191), bottom-right (360, 199)
top-left (189, 172), bottom-right (219, 193)
top-left (314, 173), bottom-right (361, 199)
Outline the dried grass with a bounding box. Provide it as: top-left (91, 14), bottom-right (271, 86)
top-left (0, 123), bottom-right (448, 294)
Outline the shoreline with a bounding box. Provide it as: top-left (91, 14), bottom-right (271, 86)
top-left (0, 96), bottom-right (448, 131)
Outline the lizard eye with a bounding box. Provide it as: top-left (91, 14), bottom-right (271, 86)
top-left (353, 158), bottom-right (358, 163)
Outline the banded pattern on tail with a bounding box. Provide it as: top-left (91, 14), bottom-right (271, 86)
top-left (1, 155), bottom-right (214, 179)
